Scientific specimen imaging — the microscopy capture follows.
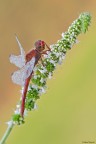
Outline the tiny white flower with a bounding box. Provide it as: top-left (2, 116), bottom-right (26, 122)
top-left (20, 87), bottom-right (24, 94)
top-left (57, 47), bottom-right (61, 51)
top-left (6, 120), bottom-right (13, 126)
top-left (38, 69), bottom-right (43, 73)
top-left (40, 77), bottom-right (45, 83)
top-left (70, 44), bottom-right (73, 48)
top-left (47, 54), bottom-right (52, 59)
top-left (49, 59), bottom-right (56, 67)
top-left (48, 72), bottom-right (52, 79)
top-left (46, 51), bottom-right (50, 54)
top-left (28, 85), bottom-right (31, 91)
top-left (16, 104), bottom-right (20, 108)
top-left (39, 68), bottom-right (47, 74)
top-left (41, 65), bottom-right (44, 69)
top-left (33, 103), bottom-right (38, 110)
top-left (50, 44), bottom-right (55, 49)
top-left (62, 32), bottom-right (65, 37)
top-left (43, 54), bottom-right (48, 58)
top-left (32, 84), bottom-right (38, 90)
top-left (58, 57), bottom-right (63, 65)
top-left (33, 66), bottom-right (38, 72)
top-left (72, 32), bottom-right (75, 36)
top-left (53, 51), bottom-right (60, 57)
top-left (62, 55), bottom-right (65, 60)
top-left (50, 59), bottom-right (55, 64)
top-left (39, 87), bottom-right (46, 94)
top-left (24, 109), bottom-right (28, 116)
top-left (33, 75), bottom-right (38, 79)
top-left (14, 109), bottom-right (20, 114)
top-left (43, 67), bottom-right (47, 73)
top-left (75, 39), bottom-right (80, 44)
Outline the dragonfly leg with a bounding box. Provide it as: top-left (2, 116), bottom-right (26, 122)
top-left (41, 43), bottom-right (51, 55)
top-left (45, 42), bottom-right (51, 51)
top-left (40, 57), bottom-right (45, 66)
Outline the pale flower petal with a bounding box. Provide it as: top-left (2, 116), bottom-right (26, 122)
top-left (6, 121), bottom-right (13, 126)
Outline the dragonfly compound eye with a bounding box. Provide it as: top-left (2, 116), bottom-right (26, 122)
top-left (35, 40), bottom-right (45, 49)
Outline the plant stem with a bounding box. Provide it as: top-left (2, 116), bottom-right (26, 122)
top-left (0, 122), bottom-right (14, 144)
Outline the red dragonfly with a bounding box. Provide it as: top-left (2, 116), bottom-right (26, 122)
top-left (9, 36), bottom-right (50, 117)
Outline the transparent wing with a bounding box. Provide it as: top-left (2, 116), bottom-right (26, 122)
top-left (9, 54), bottom-right (25, 68)
top-left (15, 35), bottom-right (25, 58)
top-left (12, 57), bottom-right (35, 86)
top-left (9, 35), bottom-right (25, 68)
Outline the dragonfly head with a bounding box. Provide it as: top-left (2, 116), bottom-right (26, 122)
top-left (35, 40), bottom-right (45, 52)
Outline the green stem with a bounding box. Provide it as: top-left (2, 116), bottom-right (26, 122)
top-left (0, 122), bottom-right (14, 144)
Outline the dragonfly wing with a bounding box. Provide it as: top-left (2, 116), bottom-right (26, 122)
top-left (12, 68), bottom-right (26, 86)
top-left (9, 35), bottom-right (26, 68)
top-left (11, 57), bottom-right (35, 86)
top-left (15, 35), bottom-right (25, 58)
top-left (24, 57), bottom-right (35, 79)
top-left (9, 54), bottom-right (26, 68)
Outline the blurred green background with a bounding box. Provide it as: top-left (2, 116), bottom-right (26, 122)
top-left (0, 0), bottom-right (96, 144)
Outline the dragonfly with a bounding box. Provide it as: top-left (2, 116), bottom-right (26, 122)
top-left (9, 35), bottom-right (51, 117)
